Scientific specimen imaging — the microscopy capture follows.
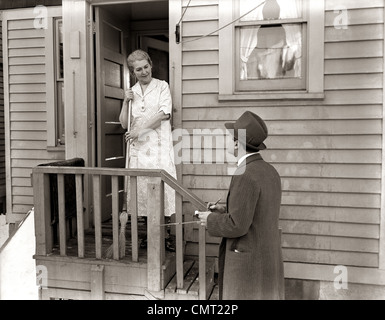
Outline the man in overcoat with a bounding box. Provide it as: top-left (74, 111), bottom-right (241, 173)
top-left (198, 111), bottom-right (284, 300)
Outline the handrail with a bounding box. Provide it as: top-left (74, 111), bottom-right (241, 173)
top-left (32, 165), bottom-right (208, 299)
top-left (33, 165), bottom-right (207, 211)
top-left (160, 171), bottom-right (206, 211)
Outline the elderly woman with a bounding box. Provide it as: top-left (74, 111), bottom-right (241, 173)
top-left (119, 49), bottom-right (177, 250)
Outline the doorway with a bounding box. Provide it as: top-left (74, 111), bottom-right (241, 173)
top-left (92, 0), bottom-right (169, 221)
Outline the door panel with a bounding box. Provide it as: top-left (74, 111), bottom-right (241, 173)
top-left (95, 7), bottom-right (127, 221)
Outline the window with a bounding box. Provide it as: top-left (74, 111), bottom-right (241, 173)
top-left (54, 18), bottom-right (65, 146)
top-left (219, 0), bottom-right (325, 100)
top-left (236, 0), bottom-right (306, 91)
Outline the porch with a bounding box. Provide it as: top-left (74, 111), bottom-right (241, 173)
top-left (32, 161), bottom-right (217, 300)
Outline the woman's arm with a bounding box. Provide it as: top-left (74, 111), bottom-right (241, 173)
top-left (119, 89), bottom-right (135, 129)
top-left (119, 98), bottom-right (129, 129)
top-left (145, 110), bottom-right (170, 128)
top-left (125, 111), bottom-right (170, 142)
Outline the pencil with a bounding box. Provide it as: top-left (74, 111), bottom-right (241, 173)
top-left (214, 198), bottom-right (221, 205)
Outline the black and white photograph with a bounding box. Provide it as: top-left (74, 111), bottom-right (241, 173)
top-left (0, 0), bottom-right (384, 306)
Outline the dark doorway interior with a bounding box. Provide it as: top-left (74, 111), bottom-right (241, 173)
top-left (93, 1), bottom-right (169, 221)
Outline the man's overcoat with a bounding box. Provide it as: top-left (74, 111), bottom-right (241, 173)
top-left (207, 154), bottom-right (284, 300)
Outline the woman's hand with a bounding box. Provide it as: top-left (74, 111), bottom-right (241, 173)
top-left (124, 89), bottom-right (134, 102)
top-left (124, 128), bottom-right (140, 142)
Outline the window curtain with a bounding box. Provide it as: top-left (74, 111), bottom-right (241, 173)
top-left (239, 0), bottom-right (264, 80)
top-left (239, 0), bottom-right (302, 80)
top-left (278, 0), bottom-right (302, 76)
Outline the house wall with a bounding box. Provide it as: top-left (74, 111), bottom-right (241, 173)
top-left (2, 6), bottom-right (64, 224)
top-left (178, 0), bottom-right (385, 288)
top-left (0, 18), bottom-right (6, 213)
top-left (0, 1), bottom-right (62, 10)
top-left (1, 0), bottom-right (384, 298)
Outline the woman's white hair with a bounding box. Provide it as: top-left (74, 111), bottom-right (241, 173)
top-left (127, 49), bottom-right (153, 75)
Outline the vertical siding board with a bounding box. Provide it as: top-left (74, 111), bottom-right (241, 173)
top-left (379, 5), bottom-right (385, 270)
top-left (0, 21), bottom-right (5, 212)
top-left (180, 0), bottom-right (385, 271)
top-left (3, 17), bottom-right (12, 219)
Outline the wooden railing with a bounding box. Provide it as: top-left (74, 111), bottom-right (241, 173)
top-left (32, 165), bottom-right (208, 299)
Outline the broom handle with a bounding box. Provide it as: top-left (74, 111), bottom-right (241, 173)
top-left (122, 99), bottom-right (132, 212)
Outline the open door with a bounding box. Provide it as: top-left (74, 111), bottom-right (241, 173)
top-left (140, 35), bottom-right (169, 83)
top-left (95, 7), bottom-right (127, 221)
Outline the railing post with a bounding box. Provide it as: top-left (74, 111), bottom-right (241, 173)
top-left (111, 176), bottom-right (120, 260)
top-left (175, 193), bottom-right (184, 289)
top-left (93, 175), bottom-right (102, 259)
top-left (32, 170), bottom-right (53, 256)
top-left (75, 174), bottom-right (85, 258)
top-left (279, 228), bottom-right (285, 300)
top-left (130, 176), bottom-right (138, 262)
top-left (57, 174), bottom-right (67, 256)
top-left (199, 224), bottom-right (206, 300)
top-left (147, 180), bottom-right (165, 294)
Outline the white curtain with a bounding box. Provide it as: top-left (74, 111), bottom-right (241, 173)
top-left (240, 0), bottom-right (265, 80)
top-left (278, 0), bottom-right (302, 76)
top-left (239, 0), bottom-right (302, 80)
top-left (281, 24), bottom-right (302, 75)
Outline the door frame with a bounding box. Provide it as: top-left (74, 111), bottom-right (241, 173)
top-left (87, 0), bottom-right (183, 225)
top-left (88, 0), bottom-right (176, 169)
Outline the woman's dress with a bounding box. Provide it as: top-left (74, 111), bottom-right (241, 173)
top-left (127, 78), bottom-right (177, 217)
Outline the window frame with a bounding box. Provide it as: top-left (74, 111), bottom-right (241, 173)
top-left (46, 13), bottom-right (65, 149)
top-left (235, 23), bottom-right (308, 91)
top-left (54, 18), bottom-right (65, 146)
top-left (218, 0), bottom-right (325, 101)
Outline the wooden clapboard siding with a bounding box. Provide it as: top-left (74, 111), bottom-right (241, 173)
top-left (180, 133), bottom-right (382, 149)
top-left (179, 0), bottom-right (385, 271)
top-left (280, 206), bottom-right (380, 224)
top-left (183, 163), bottom-right (382, 179)
top-left (0, 1), bottom-right (62, 10)
top-left (324, 0), bottom-right (383, 10)
top-left (183, 104), bottom-right (384, 120)
top-left (183, 119), bottom-right (382, 135)
top-left (3, 12), bottom-right (64, 222)
top-left (282, 249), bottom-right (378, 268)
top-left (325, 7), bottom-right (383, 26)
top-left (184, 175), bottom-right (381, 195)
top-left (283, 234), bottom-right (379, 253)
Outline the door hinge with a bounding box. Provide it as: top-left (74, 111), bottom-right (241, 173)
top-left (88, 19), bottom-right (96, 34)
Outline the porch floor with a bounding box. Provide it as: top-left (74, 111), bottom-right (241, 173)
top-left (46, 217), bottom-right (219, 300)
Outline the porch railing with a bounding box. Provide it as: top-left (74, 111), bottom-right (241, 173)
top-left (32, 165), bottom-right (208, 299)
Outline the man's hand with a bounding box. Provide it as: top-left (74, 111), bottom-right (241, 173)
top-left (207, 202), bottom-right (226, 213)
top-left (196, 211), bottom-right (211, 227)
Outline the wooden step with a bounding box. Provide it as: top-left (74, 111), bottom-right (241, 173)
top-left (164, 259), bottom-right (216, 300)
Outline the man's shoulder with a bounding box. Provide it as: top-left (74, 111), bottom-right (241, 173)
top-left (238, 157), bottom-right (280, 179)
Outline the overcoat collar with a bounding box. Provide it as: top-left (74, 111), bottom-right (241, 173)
top-left (238, 153), bottom-right (262, 168)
